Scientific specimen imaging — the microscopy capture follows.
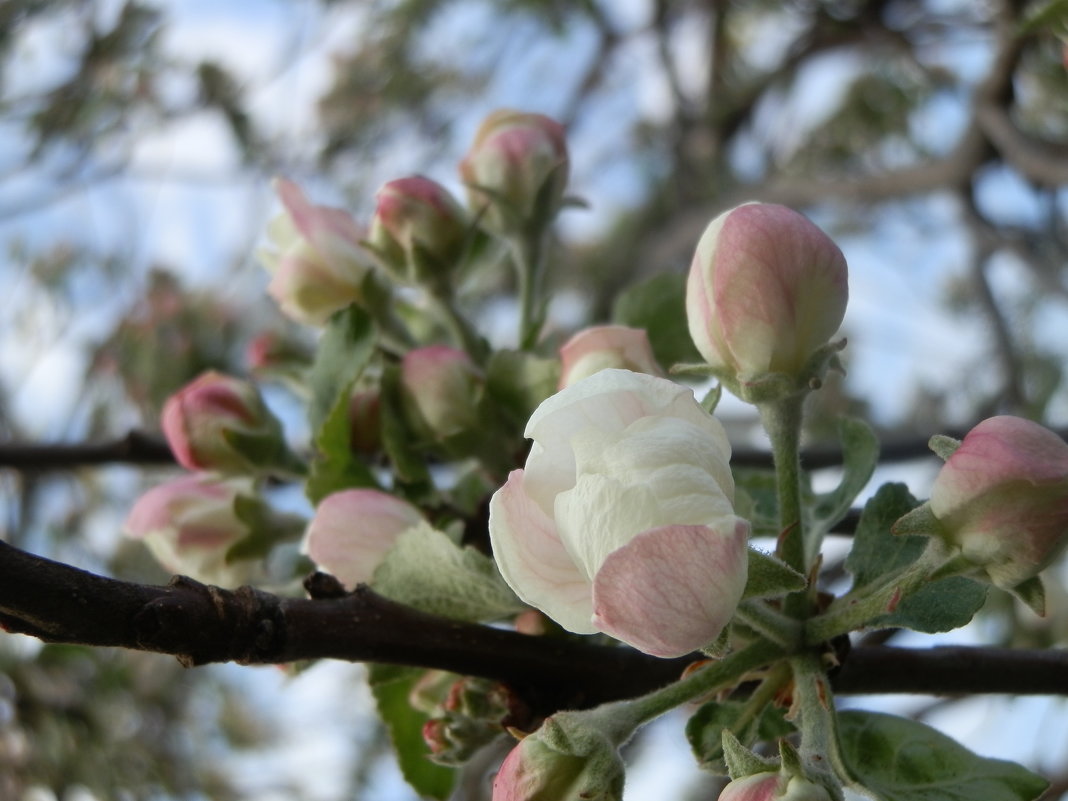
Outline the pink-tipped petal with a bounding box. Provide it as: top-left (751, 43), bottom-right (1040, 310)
top-left (592, 519), bottom-right (749, 657)
top-left (489, 470), bottom-right (595, 634)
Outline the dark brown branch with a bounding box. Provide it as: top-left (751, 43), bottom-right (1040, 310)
top-left (0, 539), bottom-right (687, 715)
top-left (832, 645), bottom-right (1068, 696)
top-left (5, 539), bottom-right (1068, 711)
top-left (0, 431), bottom-right (175, 469)
top-left (8, 426), bottom-right (1068, 473)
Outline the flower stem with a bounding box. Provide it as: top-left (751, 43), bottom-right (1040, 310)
top-left (790, 651), bottom-right (851, 789)
top-left (510, 229), bottom-right (545, 350)
top-left (734, 599), bottom-right (803, 650)
top-left (758, 394), bottom-right (810, 617)
top-left (428, 287), bottom-right (488, 364)
top-left (602, 638), bottom-right (785, 730)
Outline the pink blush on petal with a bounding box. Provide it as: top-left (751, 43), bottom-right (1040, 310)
top-left (592, 520), bottom-right (749, 658)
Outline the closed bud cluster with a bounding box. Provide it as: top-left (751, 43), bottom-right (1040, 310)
top-left (367, 176), bottom-right (469, 289)
top-left (929, 415), bottom-right (1068, 591)
top-left (460, 109), bottom-right (569, 236)
top-left (161, 371), bottom-right (284, 474)
top-left (258, 178), bottom-right (373, 326)
top-left (422, 678), bottom-right (525, 766)
top-left (557, 325), bottom-right (663, 389)
top-left (302, 489), bottom-right (424, 590)
top-left (123, 475), bottom-right (255, 587)
top-left (401, 345), bottom-right (484, 440)
top-left (686, 203), bottom-right (847, 399)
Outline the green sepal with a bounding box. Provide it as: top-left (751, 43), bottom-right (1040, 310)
top-left (221, 427), bottom-right (305, 478)
top-left (928, 434), bottom-right (961, 461)
top-left (890, 501), bottom-right (943, 539)
top-left (743, 548), bottom-right (807, 600)
top-left (1008, 575), bottom-right (1047, 616)
top-left (371, 523), bottom-right (524, 622)
top-left (368, 664), bottom-right (456, 801)
top-left (722, 729), bottom-right (778, 780)
top-left (839, 711), bottom-right (1047, 801)
top-left (700, 383), bottom-right (723, 414)
top-left (778, 738), bottom-right (803, 777)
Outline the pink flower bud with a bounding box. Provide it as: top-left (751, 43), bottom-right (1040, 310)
top-left (459, 109), bottom-right (569, 235)
top-left (258, 178), bottom-right (372, 326)
top-left (302, 489), bottom-right (424, 590)
top-left (719, 772), bottom-right (832, 801)
top-left (123, 475), bottom-right (254, 587)
top-left (489, 369), bottom-right (748, 658)
top-left (558, 325), bottom-right (663, 389)
top-left (929, 416), bottom-right (1068, 590)
top-left (401, 345), bottom-right (483, 439)
top-left (493, 715), bottom-right (625, 801)
top-left (367, 176), bottom-right (468, 286)
top-left (161, 371), bottom-right (283, 473)
top-left (686, 203), bottom-right (847, 381)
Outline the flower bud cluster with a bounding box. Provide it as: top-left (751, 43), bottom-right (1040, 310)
top-left (418, 676), bottom-right (527, 766)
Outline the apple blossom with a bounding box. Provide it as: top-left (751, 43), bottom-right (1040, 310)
top-left (493, 714), bottom-right (625, 801)
top-left (258, 178), bottom-right (372, 326)
top-left (929, 415), bottom-right (1068, 590)
top-left (557, 325), bottom-right (663, 389)
top-left (401, 345), bottom-right (483, 440)
top-left (161, 370), bottom-right (283, 473)
top-left (459, 109), bottom-right (569, 235)
top-left (367, 175), bottom-right (468, 287)
top-left (302, 489), bottom-right (424, 590)
top-left (489, 368), bottom-right (748, 658)
top-left (123, 475), bottom-right (255, 587)
top-left (686, 203), bottom-right (847, 384)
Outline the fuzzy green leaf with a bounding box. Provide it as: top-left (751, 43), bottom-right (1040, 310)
top-left (372, 523), bottom-right (524, 622)
top-left (305, 382), bottom-right (380, 505)
top-left (846, 484), bottom-right (986, 632)
top-left (809, 418), bottom-right (879, 553)
top-left (839, 711), bottom-right (1047, 801)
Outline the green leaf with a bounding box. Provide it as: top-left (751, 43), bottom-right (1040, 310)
top-left (484, 348), bottom-right (558, 430)
top-left (306, 306), bottom-right (376, 431)
top-left (809, 418), bottom-right (879, 553)
top-left (846, 484), bottom-right (926, 588)
top-left (884, 576), bottom-right (987, 633)
top-left (686, 699), bottom-right (794, 774)
top-left (743, 548), bottom-right (807, 600)
top-left (612, 273), bottom-right (701, 367)
top-left (845, 484), bottom-right (986, 632)
top-left (372, 523), bottom-right (524, 622)
top-left (305, 382), bottom-right (381, 505)
top-left (839, 711), bottom-right (1047, 801)
top-left (733, 469), bottom-right (780, 539)
top-left (368, 664), bottom-right (456, 801)
top-left (379, 364), bottom-right (432, 488)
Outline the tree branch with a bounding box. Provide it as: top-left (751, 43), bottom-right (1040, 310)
top-left (4, 539), bottom-right (1068, 713)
